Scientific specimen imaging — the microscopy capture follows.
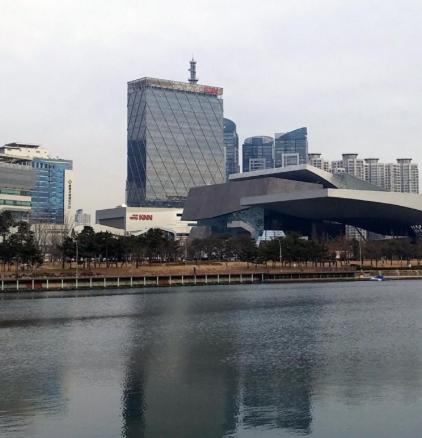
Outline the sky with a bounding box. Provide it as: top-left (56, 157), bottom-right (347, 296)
top-left (1, 0), bottom-right (422, 216)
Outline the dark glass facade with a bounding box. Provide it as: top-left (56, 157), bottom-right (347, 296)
top-left (31, 159), bottom-right (73, 224)
top-left (0, 162), bottom-right (35, 221)
top-left (223, 118), bottom-right (239, 179)
top-left (126, 77), bottom-right (225, 207)
top-left (274, 127), bottom-right (308, 168)
top-left (242, 136), bottom-right (274, 173)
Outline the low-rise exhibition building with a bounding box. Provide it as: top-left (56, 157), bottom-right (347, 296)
top-left (95, 206), bottom-right (195, 239)
top-left (182, 165), bottom-right (422, 239)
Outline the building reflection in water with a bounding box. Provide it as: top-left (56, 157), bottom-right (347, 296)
top-left (120, 293), bottom-right (317, 437)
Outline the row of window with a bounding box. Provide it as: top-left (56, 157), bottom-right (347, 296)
top-left (0, 188), bottom-right (31, 196)
top-left (0, 199), bottom-right (31, 206)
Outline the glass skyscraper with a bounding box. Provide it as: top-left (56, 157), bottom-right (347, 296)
top-left (223, 118), bottom-right (239, 179)
top-left (242, 136), bottom-right (274, 173)
top-left (274, 127), bottom-right (308, 168)
top-left (0, 143), bottom-right (73, 224)
top-left (31, 158), bottom-right (73, 224)
top-left (126, 76), bottom-right (225, 207)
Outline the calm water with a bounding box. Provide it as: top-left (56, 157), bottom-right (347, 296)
top-left (1, 281), bottom-right (422, 437)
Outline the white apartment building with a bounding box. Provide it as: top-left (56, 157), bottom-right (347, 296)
top-left (331, 154), bottom-right (365, 180)
top-left (308, 153), bottom-right (419, 194)
top-left (307, 153), bottom-right (331, 172)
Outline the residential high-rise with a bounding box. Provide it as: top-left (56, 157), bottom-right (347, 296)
top-left (0, 143), bottom-right (73, 224)
top-left (332, 153), bottom-right (365, 180)
top-left (223, 118), bottom-right (239, 179)
top-left (242, 136), bottom-right (274, 172)
top-left (327, 153), bottom-right (419, 194)
top-left (126, 60), bottom-right (225, 207)
top-left (308, 153), bottom-right (331, 172)
top-left (396, 158), bottom-right (419, 193)
top-left (364, 158), bottom-right (385, 189)
top-left (274, 127), bottom-right (308, 168)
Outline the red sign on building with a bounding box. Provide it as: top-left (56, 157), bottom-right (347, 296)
top-left (203, 86), bottom-right (219, 95)
top-left (129, 214), bottom-right (153, 221)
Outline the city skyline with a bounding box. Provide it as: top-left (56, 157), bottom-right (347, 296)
top-left (2, 0), bottom-right (422, 216)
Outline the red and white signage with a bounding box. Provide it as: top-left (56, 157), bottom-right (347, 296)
top-left (129, 214), bottom-right (153, 221)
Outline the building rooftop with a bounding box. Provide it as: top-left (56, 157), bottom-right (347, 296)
top-left (229, 164), bottom-right (384, 191)
top-left (127, 77), bottom-right (223, 96)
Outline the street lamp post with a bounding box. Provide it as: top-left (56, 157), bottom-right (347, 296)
top-left (75, 239), bottom-right (79, 281)
top-left (278, 238), bottom-right (282, 267)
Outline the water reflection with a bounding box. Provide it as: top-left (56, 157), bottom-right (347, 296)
top-left (0, 317), bottom-right (67, 433)
top-left (1, 283), bottom-right (422, 437)
top-left (119, 289), bottom-right (319, 437)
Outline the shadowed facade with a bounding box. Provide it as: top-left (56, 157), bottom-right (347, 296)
top-left (183, 165), bottom-right (422, 238)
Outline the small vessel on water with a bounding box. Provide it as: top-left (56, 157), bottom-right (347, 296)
top-left (370, 274), bottom-right (385, 281)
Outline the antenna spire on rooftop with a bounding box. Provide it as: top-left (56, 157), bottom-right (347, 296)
top-left (188, 57), bottom-right (198, 84)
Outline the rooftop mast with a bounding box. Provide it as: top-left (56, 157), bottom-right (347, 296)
top-left (188, 57), bottom-right (198, 84)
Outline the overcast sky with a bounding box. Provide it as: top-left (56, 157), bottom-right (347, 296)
top-left (1, 0), bottom-right (422, 216)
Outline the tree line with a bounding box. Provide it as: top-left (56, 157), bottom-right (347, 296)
top-left (2, 209), bottom-right (422, 272)
top-left (59, 227), bottom-right (180, 268)
top-left (0, 211), bottom-right (43, 273)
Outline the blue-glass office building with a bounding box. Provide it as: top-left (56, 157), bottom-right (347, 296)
top-left (224, 118), bottom-right (239, 179)
top-left (126, 76), bottom-right (225, 207)
top-left (31, 158), bottom-right (73, 224)
top-left (242, 136), bottom-right (274, 172)
top-left (274, 127), bottom-right (308, 168)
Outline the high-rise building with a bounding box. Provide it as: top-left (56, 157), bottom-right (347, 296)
top-left (396, 158), bottom-right (419, 193)
top-left (126, 60), bottom-right (225, 207)
top-left (0, 161), bottom-right (35, 221)
top-left (31, 158), bottom-right (73, 224)
top-left (332, 153), bottom-right (365, 180)
top-left (242, 136), bottom-right (274, 172)
top-left (309, 152), bottom-right (419, 197)
top-left (274, 127), bottom-right (308, 168)
top-left (75, 208), bottom-right (91, 226)
top-left (223, 118), bottom-right (239, 179)
top-left (369, 158), bottom-right (419, 193)
top-left (308, 153), bottom-right (331, 172)
top-left (0, 143), bottom-right (73, 224)
top-left (364, 158), bottom-right (385, 189)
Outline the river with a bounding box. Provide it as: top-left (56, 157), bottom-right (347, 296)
top-left (1, 281), bottom-right (422, 437)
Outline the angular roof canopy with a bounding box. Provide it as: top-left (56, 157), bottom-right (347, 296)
top-left (183, 164), bottom-right (422, 236)
top-left (230, 164), bottom-right (383, 191)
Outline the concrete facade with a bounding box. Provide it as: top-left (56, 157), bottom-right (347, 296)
top-left (183, 165), bottom-right (422, 239)
top-left (96, 206), bottom-right (195, 238)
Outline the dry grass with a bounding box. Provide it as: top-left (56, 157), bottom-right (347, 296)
top-left (3, 260), bottom-right (357, 278)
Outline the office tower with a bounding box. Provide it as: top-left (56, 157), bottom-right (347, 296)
top-left (308, 153), bottom-right (331, 172)
top-left (223, 118), bottom-right (239, 179)
top-left (274, 127), bottom-right (308, 168)
top-left (75, 208), bottom-right (91, 226)
top-left (0, 143), bottom-right (73, 224)
top-left (242, 136), bottom-right (274, 172)
top-left (31, 158), bottom-right (73, 223)
top-left (0, 161), bottom-right (35, 221)
top-left (126, 59), bottom-right (225, 207)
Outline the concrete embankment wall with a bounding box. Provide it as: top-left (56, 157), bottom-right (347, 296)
top-left (0, 271), bottom-right (356, 292)
top-left (1, 270), bottom-right (422, 293)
